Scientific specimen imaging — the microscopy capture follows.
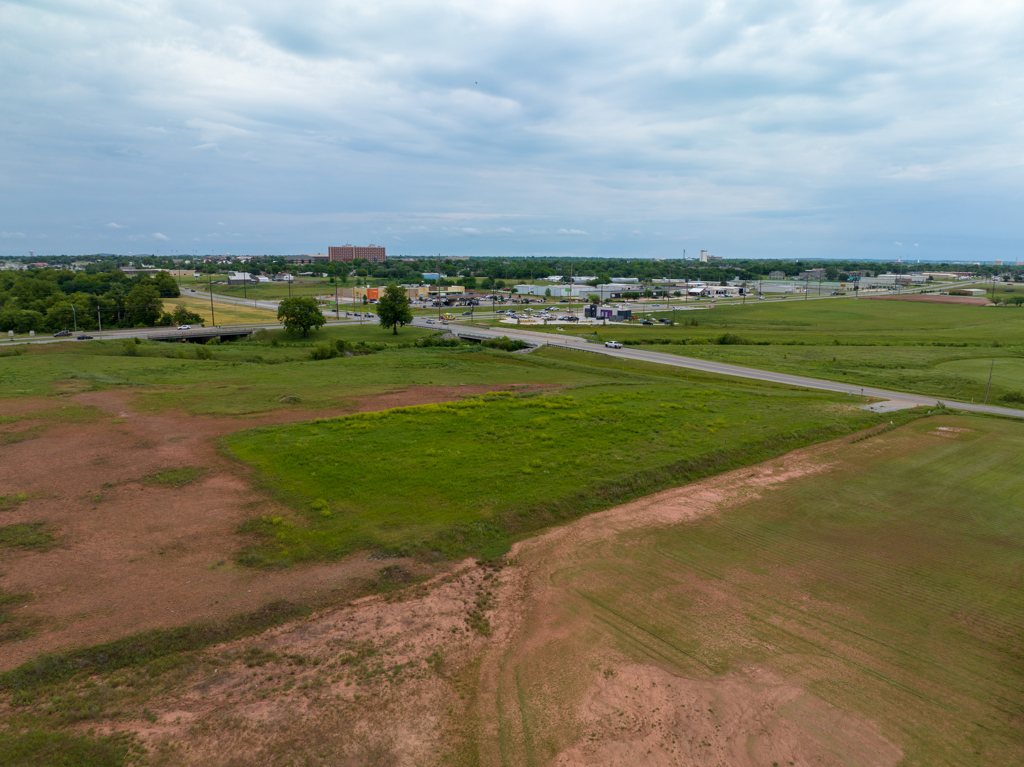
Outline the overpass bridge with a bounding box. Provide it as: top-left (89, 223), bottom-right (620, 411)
top-left (146, 327), bottom-right (259, 344)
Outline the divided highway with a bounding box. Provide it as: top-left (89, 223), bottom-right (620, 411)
top-left (416, 319), bottom-right (1024, 420)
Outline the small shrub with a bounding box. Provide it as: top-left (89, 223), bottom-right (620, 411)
top-left (276, 393), bottom-right (301, 404)
top-left (310, 342), bottom-right (336, 360)
top-left (717, 332), bottom-right (746, 345)
top-left (1000, 391), bottom-right (1024, 404)
top-left (195, 344), bottom-right (214, 360)
top-left (122, 339), bottom-right (137, 357)
top-left (687, 337), bottom-right (710, 345)
top-left (482, 336), bottom-right (528, 352)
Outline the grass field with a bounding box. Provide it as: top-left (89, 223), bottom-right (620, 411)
top-left (223, 357), bottom-right (888, 565)
top-left (492, 413), bottom-right (1024, 765)
top-left (493, 298), bottom-right (1024, 404)
top-left (0, 326), bottom-right (540, 413)
top-left (162, 296), bottom-right (280, 326)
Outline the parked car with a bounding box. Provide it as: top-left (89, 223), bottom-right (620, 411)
top-left (604, 341), bottom-right (622, 348)
top-left (659, 318), bottom-right (672, 325)
top-left (642, 319), bottom-right (654, 325)
top-left (177, 324), bottom-right (191, 330)
top-left (425, 318), bottom-right (435, 324)
top-left (53, 330), bottom-right (72, 337)
top-left (76, 335), bottom-right (94, 340)
top-left (462, 310), bottom-right (472, 315)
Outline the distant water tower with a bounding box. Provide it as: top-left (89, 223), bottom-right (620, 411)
top-left (29, 250), bottom-right (34, 260)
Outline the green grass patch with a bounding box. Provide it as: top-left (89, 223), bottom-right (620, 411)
top-left (0, 730), bottom-right (137, 767)
top-left (0, 589), bottom-right (35, 644)
top-left (143, 466), bottom-right (205, 488)
top-left (224, 377), bottom-right (892, 566)
top-left (0, 492), bottom-right (30, 512)
top-left (0, 337), bottom-right (600, 415)
top-left (0, 523), bottom-right (53, 552)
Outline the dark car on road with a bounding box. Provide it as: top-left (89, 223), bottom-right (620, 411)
top-left (76, 335), bottom-right (94, 340)
top-left (53, 329), bottom-right (72, 337)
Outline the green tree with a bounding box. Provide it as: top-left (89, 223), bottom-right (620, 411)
top-left (125, 282), bottom-right (163, 327)
top-left (544, 287), bottom-right (552, 297)
top-left (278, 296), bottom-right (325, 337)
top-left (171, 304), bottom-right (203, 326)
top-left (153, 271), bottom-right (181, 298)
top-left (377, 283), bottom-right (413, 335)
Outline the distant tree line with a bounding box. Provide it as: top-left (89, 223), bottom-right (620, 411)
top-left (0, 268), bottom-right (202, 333)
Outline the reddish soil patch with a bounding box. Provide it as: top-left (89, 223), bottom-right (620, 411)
top-left (0, 384), bottom-right (534, 668)
top-left (863, 293), bottom-right (991, 306)
top-left (91, 561), bottom-right (504, 765)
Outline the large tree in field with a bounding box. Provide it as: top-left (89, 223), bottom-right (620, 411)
top-left (125, 282), bottom-right (163, 327)
top-left (278, 296), bottom-right (325, 337)
top-left (377, 283), bottom-right (413, 335)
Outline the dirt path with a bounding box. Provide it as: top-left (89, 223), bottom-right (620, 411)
top-left (474, 436), bottom-right (903, 767)
top-left (0, 384), bottom-right (535, 668)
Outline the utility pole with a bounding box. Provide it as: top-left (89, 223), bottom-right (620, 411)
top-left (208, 273), bottom-right (216, 326)
top-left (97, 307), bottom-right (102, 335)
top-left (334, 264), bottom-right (339, 320)
top-left (984, 359), bottom-right (995, 404)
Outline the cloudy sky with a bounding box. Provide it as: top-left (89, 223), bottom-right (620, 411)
top-left (2, 0), bottom-right (1022, 260)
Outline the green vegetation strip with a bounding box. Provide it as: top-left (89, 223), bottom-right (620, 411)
top-left (0, 730), bottom-right (137, 767)
top-left (224, 382), bottom-right (899, 566)
top-left (0, 601), bottom-right (310, 692)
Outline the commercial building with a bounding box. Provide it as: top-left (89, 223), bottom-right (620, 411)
top-left (227, 272), bottom-right (270, 285)
top-left (584, 304), bottom-right (632, 321)
top-left (329, 245), bottom-right (387, 263)
top-left (768, 270), bottom-right (786, 280)
top-left (285, 254), bottom-right (329, 264)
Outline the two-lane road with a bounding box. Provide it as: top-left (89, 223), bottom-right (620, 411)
top-left (417, 319), bottom-right (1024, 420)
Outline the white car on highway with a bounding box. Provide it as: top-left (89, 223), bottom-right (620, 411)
top-left (177, 324), bottom-right (191, 330)
top-left (604, 341), bottom-right (622, 348)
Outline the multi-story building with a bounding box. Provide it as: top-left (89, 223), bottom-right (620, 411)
top-left (329, 244), bottom-right (387, 264)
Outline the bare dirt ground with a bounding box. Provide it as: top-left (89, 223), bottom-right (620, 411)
top-left (63, 433), bottom-right (906, 766)
top-left (0, 384), bottom-right (537, 668)
top-left (863, 293), bottom-right (991, 306)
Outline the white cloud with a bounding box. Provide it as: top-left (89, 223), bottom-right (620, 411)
top-left (106, 222), bottom-right (127, 229)
top-left (1, 231), bottom-right (26, 238)
top-left (1, 0), bottom-right (1022, 258)
top-left (461, 227), bottom-right (481, 234)
top-left (496, 227), bottom-right (515, 233)
top-left (557, 229), bottom-right (588, 235)
top-left (154, 233), bottom-right (170, 241)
